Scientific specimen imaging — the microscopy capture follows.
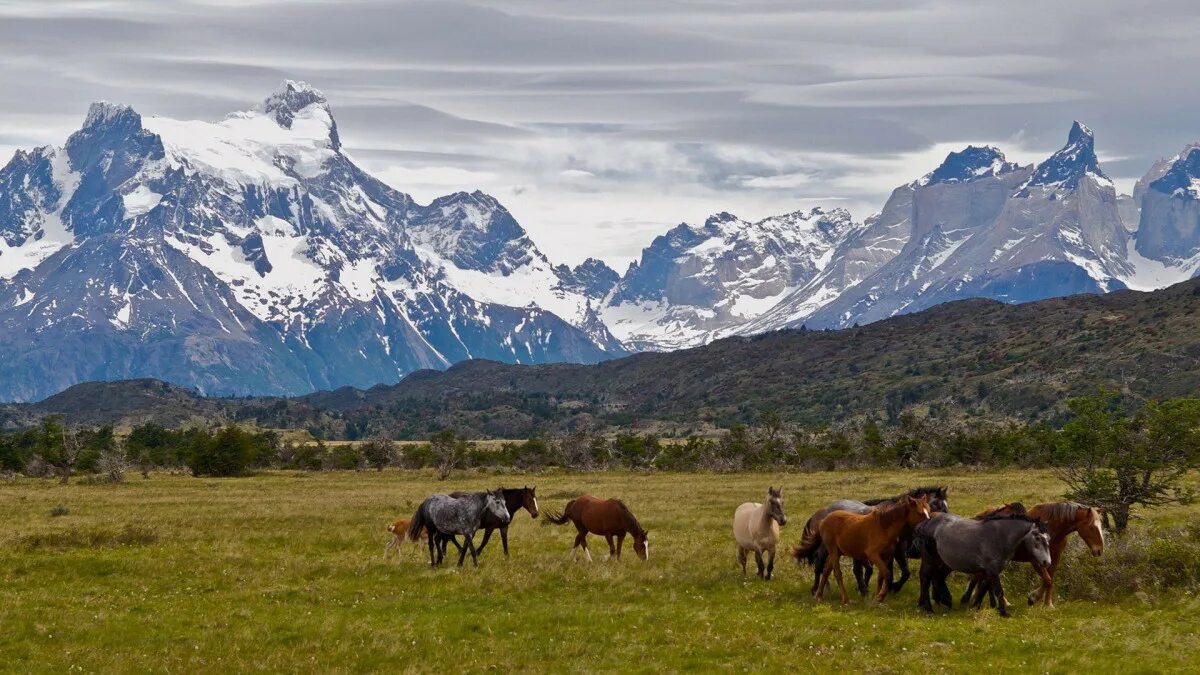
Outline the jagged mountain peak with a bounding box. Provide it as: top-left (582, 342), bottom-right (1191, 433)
top-left (1023, 120), bottom-right (1108, 190)
top-left (82, 101), bottom-right (141, 129)
top-left (920, 145), bottom-right (1020, 186)
top-left (1148, 146), bottom-right (1200, 198)
top-left (258, 79), bottom-right (340, 150)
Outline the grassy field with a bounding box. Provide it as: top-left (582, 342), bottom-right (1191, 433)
top-left (1, 469), bottom-right (1198, 673)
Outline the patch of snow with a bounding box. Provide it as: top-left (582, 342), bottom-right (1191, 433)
top-left (122, 185), bottom-right (162, 219)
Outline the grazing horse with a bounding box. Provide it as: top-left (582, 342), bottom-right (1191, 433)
top-left (406, 490), bottom-right (511, 567)
top-left (439, 486), bottom-right (540, 558)
top-left (793, 486), bottom-right (948, 596)
top-left (545, 495), bottom-right (649, 561)
top-left (966, 501), bottom-right (1105, 607)
top-left (733, 487), bottom-right (788, 579)
top-left (383, 517), bottom-right (428, 561)
top-left (915, 512), bottom-right (1051, 617)
top-left (815, 495), bottom-right (932, 604)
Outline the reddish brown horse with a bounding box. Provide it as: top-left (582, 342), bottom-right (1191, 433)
top-left (816, 495), bottom-right (932, 604)
top-left (972, 501), bottom-right (1105, 607)
top-left (545, 495), bottom-right (649, 561)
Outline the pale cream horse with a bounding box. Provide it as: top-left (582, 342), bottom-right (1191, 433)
top-left (733, 487), bottom-right (788, 579)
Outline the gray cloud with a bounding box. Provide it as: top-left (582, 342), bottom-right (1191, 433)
top-left (2, 0), bottom-right (1200, 265)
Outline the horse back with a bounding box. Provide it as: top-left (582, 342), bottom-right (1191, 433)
top-left (572, 496), bottom-right (633, 536)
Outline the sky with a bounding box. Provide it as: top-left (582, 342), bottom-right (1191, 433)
top-left (2, 0), bottom-right (1200, 267)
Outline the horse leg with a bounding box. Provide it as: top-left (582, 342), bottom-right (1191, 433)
top-left (572, 531), bottom-right (586, 560)
top-left (811, 547), bottom-right (827, 596)
top-left (384, 536), bottom-right (396, 561)
top-left (970, 576), bottom-right (989, 610)
top-left (1033, 563), bottom-right (1054, 608)
top-left (962, 576), bottom-right (978, 607)
top-left (766, 547), bottom-right (776, 580)
top-left (604, 535), bottom-right (615, 561)
top-left (426, 535), bottom-right (438, 568)
top-left (463, 533), bottom-right (480, 568)
top-left (476, 528), bottom-right (493, 557)
top-left (852, 559), bottom-right (867, 596)
top-left (871, 554), bottom-right (890, 603)
top-left (816, 550), bottom-right (836, 602)
top-left (918, 558), bottom-right (934, 613)
top-left (890, 552), bottom-right (910, 593)
top-left (993, 575), bottom-right (1010, 617)
top-left (831, 552), bottom-right (849, 604)
top-left (580, 534), bottom-right (593, 563)
top-left (737, 546), bottom-right (747, 575)
top-left (617, 532), bottom-right (626, 559)
top-left (933, 568), bottom-right (953, 609)
top-left (754, 550), bottom-right (765, 578)
top-left (501, 527), bottom-right (510, 557)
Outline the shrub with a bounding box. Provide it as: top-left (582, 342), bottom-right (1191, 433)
top-left (1045, 525), bottom-right (1200, 599)
top-left (188, 426), bottom-right (255, 477)
top-left (361, 435), bottom-right (397, 471)
top-left (324, 443), bottom-right (363, 471)
top-left (48, 505), bottom-right (69, 518)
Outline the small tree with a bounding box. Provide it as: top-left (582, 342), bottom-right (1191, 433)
top-left (429, 429), bottom-right (467, 480)
top-left (1055, 393), bottom-right (1200, 532)
top-left (188, 426), bottom-right (255, 477)
top-left (96, 439), bottom-right (128, 483)
top-left (34, 417), bottom-right (81, 484)
top-left (361, 435), bottom-right (397, 471)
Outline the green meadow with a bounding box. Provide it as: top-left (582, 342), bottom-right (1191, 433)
top-left (1, 469), bottom-right (1197, 673)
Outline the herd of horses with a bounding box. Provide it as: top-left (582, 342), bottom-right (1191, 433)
top-left (393, 484), bottom-right (1106, 616)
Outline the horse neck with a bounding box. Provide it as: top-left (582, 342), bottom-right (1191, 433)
top-left (621, 506), bottom-right (645, 539)
top-left (1030, 503), bottom-right (1078, 541)
top-left (875, 502), bottom-right (912, 537)
top-left (502, 489), bottom-right (525, 514)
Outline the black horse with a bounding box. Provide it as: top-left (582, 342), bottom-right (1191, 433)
top-left (435, 487), bottom-right (539, 561)
top-left (795, 486), bottom-right (949, 596)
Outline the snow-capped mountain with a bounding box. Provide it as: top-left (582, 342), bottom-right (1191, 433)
top-left (752, 123), bottom-right (1132, 330)
top-left (0, 82), bottom-right (624, 402)
top-left (600, 207), bottom-right (855, 350)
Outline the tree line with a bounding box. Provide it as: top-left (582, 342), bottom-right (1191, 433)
top-left (2, 392), bottom-right (1196, 532)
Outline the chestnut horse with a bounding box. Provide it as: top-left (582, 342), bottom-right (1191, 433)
top-left (732, 487), bottom-right (788, 579)
top-left (545, 495), bottom-right (649, 561)
top-left (383, 517), bottom-right (427, 561)
top-left (793, 486), bottom-right (949, 596)
top-left (815, 495), bottom-right (932, 604)
top-left (969, 501), bottom-right (1105, 607)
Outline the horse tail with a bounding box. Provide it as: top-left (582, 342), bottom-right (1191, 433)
top-left (406, 501), bottom-right (429, 542)
top-left (543, 499), bottom-right (575, 525)
top-left (792, 516), bottom-right (822, 566)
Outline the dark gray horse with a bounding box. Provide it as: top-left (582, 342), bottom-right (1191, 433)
top-left (915, 512), bottom-right (1051, 616)
top-left (406, 490), bottom-right (511, 567)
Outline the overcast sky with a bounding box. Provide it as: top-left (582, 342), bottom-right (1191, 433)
top-left (2, 0), bottom-right (1199, 267)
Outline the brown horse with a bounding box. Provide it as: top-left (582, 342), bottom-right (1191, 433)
top-left (972, 501), bottom-right (1105, 607)
top-left (545, 495), bottom-right (649, 561)
top-left (383, 517), bottom-right (428, 561)
top-left (816, 495), bottom-right (932, 604)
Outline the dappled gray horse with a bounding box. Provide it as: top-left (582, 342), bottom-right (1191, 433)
top-left (407, 490), bottom-right (511, 567)
top-left (915, 513), bottom-right (1051, 617)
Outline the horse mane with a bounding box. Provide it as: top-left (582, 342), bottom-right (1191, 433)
top-left (614, 499), bottom-right (646, 538)
top-left (874, 498), bottom-right (913, 528)
top-left (863, 485), bottom-right (945, 506)
top-left (1036, 501), bottom-right (1091, 524)
top-left (978, 510), bottom-right (1047, 533)
top-left (975, 501), bottom-right (1028, 519)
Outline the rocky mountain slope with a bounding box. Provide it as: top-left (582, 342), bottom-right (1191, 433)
top-left (0, 82), bottom-right (625, 401)
top-left (9, 276), bottom-right (1200, 436)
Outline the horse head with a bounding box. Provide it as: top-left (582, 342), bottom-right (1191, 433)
top-left (523, 486), bottom-right (540, 519)
top-left (905, 495), bottom-right (932, 527)
top-left (766, 486), bottom-right (787, 526)
top-left (633, 530), bottom-right (650, 560)
top-left (1024, 521), bottom-right (1053, 568)
top-left (1078, 505), bottom-right (1106, 557)
top-left (485, 489), bottom-right (512, 525)
top-left (932, 486), bottom-right (950, 514)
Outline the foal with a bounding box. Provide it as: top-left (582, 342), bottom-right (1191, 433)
top-left (383, 517), bottom-right (427, 561)
top-left (733, 487), bottom-right (788, 579)
top-left (816, 495), bottom-right (931, 604)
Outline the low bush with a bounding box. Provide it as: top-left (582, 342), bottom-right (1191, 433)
top-left (13, 524), bottom-right (158, 551)
top-left (1048, 525), bottom-right (1200, 599)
